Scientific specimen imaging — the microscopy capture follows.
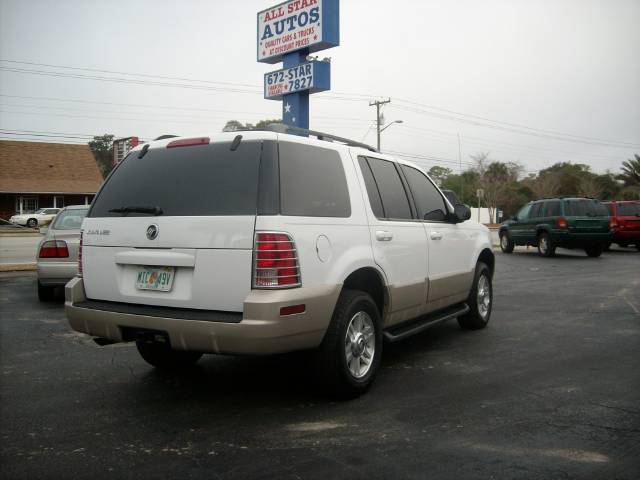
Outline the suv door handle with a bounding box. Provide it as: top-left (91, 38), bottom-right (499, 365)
top-left (430, 231), bottom-right (443, 240)
top-left (375, 231), bottom-right (393, 242)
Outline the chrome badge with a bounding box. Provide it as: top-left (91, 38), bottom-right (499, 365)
top-left (146, 224), bottom-right (159, 240)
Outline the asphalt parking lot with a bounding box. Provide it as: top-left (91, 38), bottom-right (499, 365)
top-left (1, 248), bottom-right (639, 480)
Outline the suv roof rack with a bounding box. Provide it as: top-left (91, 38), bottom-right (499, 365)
top-left (251, 123), bottom-right (378, 152)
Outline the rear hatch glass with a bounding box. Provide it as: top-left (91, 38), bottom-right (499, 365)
top-left (564, 199), bottom-right (609, 232)
top-left (90, 142), bottom-right (261, 218)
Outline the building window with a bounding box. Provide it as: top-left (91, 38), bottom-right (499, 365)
top-left (15, 196), bottom-right (38, 214)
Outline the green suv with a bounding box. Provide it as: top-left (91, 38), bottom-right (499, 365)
top-left (499, 197), bottom-right (611, 257)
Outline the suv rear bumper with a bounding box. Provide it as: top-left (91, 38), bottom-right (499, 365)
top-left (553, 231), bottom-right (612, 247)
top-left (611, 229), bottom-right (640, 243)
top-left (65, 277), bottom-right (341, 355)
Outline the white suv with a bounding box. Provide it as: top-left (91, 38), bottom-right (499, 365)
top-left (65, 127), bottom-right (494, 397)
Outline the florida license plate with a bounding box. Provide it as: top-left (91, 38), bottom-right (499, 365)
top-left (135, 266), bottom-right (175, 292)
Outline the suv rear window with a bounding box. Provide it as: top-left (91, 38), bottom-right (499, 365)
top-left (618, 203), bottom-right (640, 216)
top-left (279, 142), bottom-right (351, 218)
top-left (52, 208), bottom-right (89, 230)
top-left (564, 199), bottom-right (608, 216)
top-left (89, 141), bottom-right (262, 217)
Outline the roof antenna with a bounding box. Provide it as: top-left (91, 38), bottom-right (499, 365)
top-left (230, 135), bottom-right (242, 151)
top-left (137, 144), bottom-right (150, 159)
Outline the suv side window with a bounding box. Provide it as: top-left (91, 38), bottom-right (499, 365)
top-left (357, 157), bottom-right (385, 218)
top-left (529, 202), bottom-right (543, 218)
top-left (516, 203), bottom-right (532, 220)
top-left (544, 200), bottom-right (561, 217)
top-left (401, 165), bottom-right (447, 221)
top-left (279, 142), bottom-right (351, 217)
top-left (363, 157), bottom-right (413, 220)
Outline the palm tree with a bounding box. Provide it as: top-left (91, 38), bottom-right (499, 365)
top-left (620, 154), bottom-right (640, 186)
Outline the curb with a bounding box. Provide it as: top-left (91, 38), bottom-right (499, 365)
top-left (0, 231), bottom-right (42, 237)
top-left (0, 263), bottom-right (37, 272)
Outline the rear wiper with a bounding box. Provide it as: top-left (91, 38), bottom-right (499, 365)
top-left (108, 205), bottom-right (163, 216)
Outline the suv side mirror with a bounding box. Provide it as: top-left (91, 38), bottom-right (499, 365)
top-left (424, 209), bottom-right (446, 222)
top-left (453, 204), bottom-right (471, 223)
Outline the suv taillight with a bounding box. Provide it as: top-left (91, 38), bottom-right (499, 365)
top-left (38, 240), bottom-right (69, 258)
top-left (78, 232), bottom-right (83, 277)
top-left (610, 217), bottom-right (618, 229)
top-left (253, 232), bottom-right (301, 288)
top-left (556, 216), bottom-right (568, 229)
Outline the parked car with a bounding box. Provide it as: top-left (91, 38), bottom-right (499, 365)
top-left (37, 205), bottom-right (89, 300)
top-left (10, 208), bottom-right (61, 228)
top-left (603, 200), bottom-right (640, 251)
top-left (499, 197), bottom-right (611, 257)
top-left (65, 127), bottom-right (494, 397)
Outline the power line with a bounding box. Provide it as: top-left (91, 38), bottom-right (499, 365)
top-left (3, 58), bottom-right (637, 148)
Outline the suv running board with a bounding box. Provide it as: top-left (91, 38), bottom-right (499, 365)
top-left (383, 303), bottom-right (470, 343)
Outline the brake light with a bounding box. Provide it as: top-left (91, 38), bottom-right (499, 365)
top-left (253, 232), bottom-right (301, 288)
top-left (78, 232), bottom-right (83, 276)
top-left (39, 240), bottom-right (69, 258)
top-left (556, 216), bottom-right (568, 229)
top-left (166, 137), bottom-right (210, 148)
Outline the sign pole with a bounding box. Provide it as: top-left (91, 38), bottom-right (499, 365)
top-left (282, 49), bottom-right (310, 129)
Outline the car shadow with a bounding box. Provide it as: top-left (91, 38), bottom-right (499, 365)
top-left (108, 320), bottom-right (467, 409)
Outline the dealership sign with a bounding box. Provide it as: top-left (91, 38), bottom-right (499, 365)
top-left (264, 61), bottom-right (330, 100)
top-left (257, 0), bottom-right (339, 64)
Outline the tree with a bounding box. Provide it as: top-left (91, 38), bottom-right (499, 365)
top-left (427, 166), bottom-right (452, 186)
top-left (88, 134), bottom-right (115, 178)
top-left (222, 119), bottom-right (282, 132)
top-left (525, 171), bottom-right (561, 199)
top-left (578, 176), bottom-right (603, 198)
top-left (471, 153), bottom-right (522, 223)
top-left (619, 154), bottom-right (640, 186)
top-left (537, 162), bottom-right (593, 196)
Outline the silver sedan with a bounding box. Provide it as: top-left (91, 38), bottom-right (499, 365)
top-left (36, 205), bottom-right (89, 301)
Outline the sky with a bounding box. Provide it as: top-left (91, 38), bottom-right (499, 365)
top-left (1, 0), bottom-right (639, 176)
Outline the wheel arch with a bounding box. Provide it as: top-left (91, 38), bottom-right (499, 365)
top-left (341, 267), bottom-right (389, 319)
top-left (477, 248), bottom-right (495, 278)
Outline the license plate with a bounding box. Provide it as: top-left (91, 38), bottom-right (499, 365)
top-left (135, 266), bottom-right (175, 292)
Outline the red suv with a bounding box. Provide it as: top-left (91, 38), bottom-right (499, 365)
top-left (603, 201), bottom-right (640, 251)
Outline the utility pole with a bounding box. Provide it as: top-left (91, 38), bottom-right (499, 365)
top-left (457, 133), bottom-right (463, 201)
top-left (369, 98), bottom-right (391, 151)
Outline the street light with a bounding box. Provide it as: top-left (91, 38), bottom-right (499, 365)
top-left (377, 120), bottom-right (403, 151)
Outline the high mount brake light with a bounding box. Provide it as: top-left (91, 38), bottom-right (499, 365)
top-left (253, 232), bottom-right (301, 288)
top-left (166, 137), bottom-right (210, 148)
top-left (39, 240), bottom-right (69, 258)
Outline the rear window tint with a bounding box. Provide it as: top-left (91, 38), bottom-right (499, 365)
top-left (529, 202), bottom-right (543, 218)
top-left (618, 203), bottom-right (640, 216)
top-left (366, 157), bottom-right (413, 220)
top-left (565, 199), bottom-right (608, 216)
top-left (358, 157), bottom-right (385, 218)
top-left (52, 208), bottom-right (89, 230)
top-left (89, 141), bottom-right (262, 217)
top-left (544, 200), bottom-right (561, 217)
top-left (279, 142), bottom-right (351, 217)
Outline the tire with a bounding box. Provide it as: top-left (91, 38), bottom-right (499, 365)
top-left (458, 262), bottom-right (493, 330)
top-left (618, 242), bottom-right (628, 248)
top-left (26, 218), bottom-right (37, 228)
top-left (537, 232), bottom-right (556, 257)
top-left (603, 242), bottom-right (611, 251)
top-left (499, 231), bottom-right (514, 253)
top-left (136, 341), bottom-right (202, 369)
top-left (585, 245), bottom-right (603, 257)
top-left (37, 282), bottom-right (55, 301)
top-left (314, 290), bottom-right (382, 398)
